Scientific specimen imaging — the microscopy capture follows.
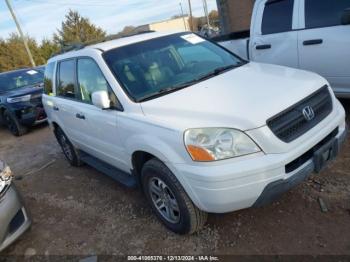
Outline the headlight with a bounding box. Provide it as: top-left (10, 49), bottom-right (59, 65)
top-left (7, 95), bottom-right (31, 103)
top-left (0, 162), bottom-right (12, 194)
top-left (184, 128), bottom-right (261, 162)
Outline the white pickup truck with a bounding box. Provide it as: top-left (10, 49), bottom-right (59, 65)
top-left (217, 0), bottom-right (350, 98)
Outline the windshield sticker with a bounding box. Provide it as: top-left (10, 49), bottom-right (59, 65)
top-left (26, 70), bottom-right (38, 75)
top-left (181, 34), bottom-right (205, 44)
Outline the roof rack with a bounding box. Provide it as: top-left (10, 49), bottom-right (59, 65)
top-left (50, 43), bottom-right (85, 58)
top-left (50, 30), bottom-right (156, 58)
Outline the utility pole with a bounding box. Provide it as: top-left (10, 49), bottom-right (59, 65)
top-left (5, 0), bottom-right (36, 67)
top-left (202, 0), bottom-right (210, 29)
top-left (179, 2), bottom-right (187, 31)
top-left (188, 0), bottom-right (193, 31)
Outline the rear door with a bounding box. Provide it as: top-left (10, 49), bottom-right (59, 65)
top-left (54, 59), bottom-right (82, 142)
top-left (298, 0), bottom-right (350, 96)
top-left (250, 0), bottom-right (299, 68)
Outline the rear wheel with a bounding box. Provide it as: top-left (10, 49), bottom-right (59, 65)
top-left (3, 110), bottom-right (27, 136)
top-left (55, 127), bottom-right (82, 167)
top-left (141, 158), bottom-right (207, 234)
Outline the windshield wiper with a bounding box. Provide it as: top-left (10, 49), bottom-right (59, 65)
top-left (196, 64), bottom-right (240, 81)
top-left (137, 64), bottom-right (241, 102)
top-left (137, 82), bottom-right (193, 102)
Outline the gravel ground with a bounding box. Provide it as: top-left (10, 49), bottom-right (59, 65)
top-left (0, 99), bottom-right (349, 256)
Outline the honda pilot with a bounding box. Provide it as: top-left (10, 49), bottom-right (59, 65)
top-left (43, 32), bottom-right (347, 234)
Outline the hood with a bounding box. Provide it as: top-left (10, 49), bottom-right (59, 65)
top-left (0, 84), bottom-right (43, 98)
top-left (140, 62), bottom-right (329, 131)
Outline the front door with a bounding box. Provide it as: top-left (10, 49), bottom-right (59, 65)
top-left (71, 58), bottom-right (128, 172)
top-left (251, 0), bottom-right (299, 68)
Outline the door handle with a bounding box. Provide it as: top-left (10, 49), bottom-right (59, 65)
top-left (303, 39), bottom-right (323, 46)
top-left (256, 44), bottom-right (271, 50)
top-left (75, 113), bottom-right (85, 120)
top-left (53, 106), bottom-right (59, 111)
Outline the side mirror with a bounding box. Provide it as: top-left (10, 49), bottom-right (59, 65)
top-left (92, 91), bottom-right (111, 109)
top-left (341, 8), bottom-right (350, 25)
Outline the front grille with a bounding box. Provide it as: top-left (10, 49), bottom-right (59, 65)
top-left (267, 86), bottom-right (333, 143)
top-left (30, 93), bottom-right (42, 105)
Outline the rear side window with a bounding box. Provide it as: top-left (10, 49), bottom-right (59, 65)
top-left (44, 62), bottom-right (55, 95)
top-left (262, 0), bottom-right (294, 35)
top-left (57, 59), bottom-right (77, 99)
top-left (305, 0), bottom-right (350, 28)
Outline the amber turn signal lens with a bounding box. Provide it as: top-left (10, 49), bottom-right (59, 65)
top-left (186, 145), bottom-right (215, 161)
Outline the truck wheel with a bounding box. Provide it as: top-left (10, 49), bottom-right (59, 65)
top-left (141, 158), bottom-right (207, 234)
top-left (3, 110), bottom-right (27, 136)
top-left (55, 127), bottom-right (82, 167)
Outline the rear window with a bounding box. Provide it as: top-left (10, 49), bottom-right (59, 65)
top-left (262, 0), bottom-right (294, 35)
top-left (57, 59), bottom-right (77, 99)
top-left (44, 62), bottom-right (55, 95)
top-left (305, 0), bottom-right (350, 28)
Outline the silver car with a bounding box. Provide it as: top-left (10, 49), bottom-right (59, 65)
top-left (0, 161), bottom-right (31, 252)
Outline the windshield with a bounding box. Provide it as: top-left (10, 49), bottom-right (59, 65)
top-left (103, 33), bottom-right (244, 102)
top-left (0, 69), bottom-right (44, 92)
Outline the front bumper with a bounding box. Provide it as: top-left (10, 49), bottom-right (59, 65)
top-left (8, 100), bottom-right (47, 127)
top-left (172, 115), bottom-right (346, 213)
top-left (18, 105), bottom-right (47, 126)
top-left (253, 128), bottom-right (346, 207)
top-left (0, 184), bottom-right (31, 252)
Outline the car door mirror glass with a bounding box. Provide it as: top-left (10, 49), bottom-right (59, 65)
top-left (341, 8), bottom-right (350, 25)
top-left (92, 91), bottom-right (111, 109)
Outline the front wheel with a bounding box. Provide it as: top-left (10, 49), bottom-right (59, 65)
top-left (3, 110), bottom-right (27, 136)
top-left (141, 158), bottom-right (207, 234)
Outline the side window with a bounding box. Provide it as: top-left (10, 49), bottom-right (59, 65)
top-left (77, 58), bottom-right (121, 109)
top-left (305, 0), bottom-right (350, 28)
top-left (77, 58), bottom-right (109, 103)
top-left (44, 62), bottom-right (55, 95)
top-left (57, 59), bottom-right (77, 99)
top-left (262, 0), bottom-right (294, 35)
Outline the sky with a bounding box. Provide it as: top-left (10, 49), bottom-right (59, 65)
top-left (0, 0), bottom-right (218, 42)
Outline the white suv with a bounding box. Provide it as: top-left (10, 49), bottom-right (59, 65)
top-left (43, 31), bottom-right (347, 234)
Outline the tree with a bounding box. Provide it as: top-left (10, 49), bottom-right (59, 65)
top-left (54, 10), bottom-right (106, 46)
top-left (0, 34), bottom-right (60, 73)
top-left (0, 33), bottom-right (40, 72)
top-left (40, 39), bottom-right (59, 61)
top-left (208, 10), bottom-right (219, 22)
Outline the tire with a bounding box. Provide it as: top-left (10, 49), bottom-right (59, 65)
top-left (55, 127), bottom-right (82, 167)
top-left (3, 110), bottom-right (27, 136)
top-left (141, 158), bottom-right (207, 234)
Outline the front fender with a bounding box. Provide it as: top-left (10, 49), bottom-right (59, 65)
top-left (124, 132), bottom-right (204, 210)
top-left (124, 132), bottom-right (187, 165)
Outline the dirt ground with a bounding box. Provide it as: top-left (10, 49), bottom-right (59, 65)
top-left (0, 100), bottom-right (349, 256)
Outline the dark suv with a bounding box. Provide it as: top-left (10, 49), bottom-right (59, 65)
top-left (0, 67), bottom-right (46, 136)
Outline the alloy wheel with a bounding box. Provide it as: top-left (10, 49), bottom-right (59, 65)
top-left (148, 177), bottom-right (181, 224)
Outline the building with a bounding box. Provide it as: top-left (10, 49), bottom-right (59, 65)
top-left (216, 0), bottom-right (255, 34)
top-left (137, 16), bottom-right (196, 33)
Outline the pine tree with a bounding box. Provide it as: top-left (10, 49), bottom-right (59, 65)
top-left (53, 10), bottom-right (106, 46)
